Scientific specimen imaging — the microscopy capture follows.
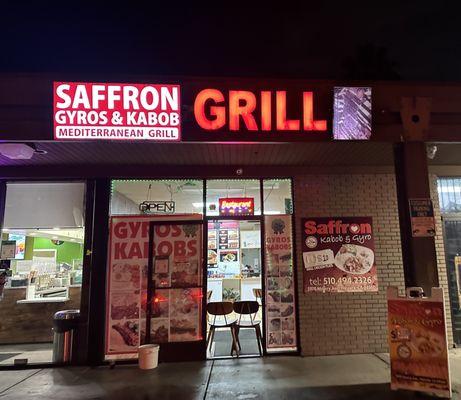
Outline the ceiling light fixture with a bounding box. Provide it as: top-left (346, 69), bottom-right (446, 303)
top-left (0, 142), bottom-right (47, 160)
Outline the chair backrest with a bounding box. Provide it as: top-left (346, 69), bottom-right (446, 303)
top-left (207, 301), bottom-right (234, 316)
top-left (253, 288), bottom-right (262, 300)
top-left (233, 301), bottom-right (259, 325)
top-left (206, 290), bottom-right (213, 302)
top-left (233, 300), bottom-right (259, 315)
top-left (207, 301), bottom-right (234, 326)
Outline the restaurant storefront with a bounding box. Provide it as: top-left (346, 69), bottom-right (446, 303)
top-left (0, 75), bottom-right (460, 368)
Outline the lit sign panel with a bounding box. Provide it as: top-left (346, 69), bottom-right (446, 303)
top-left (53, 82), bottom-right (181, 141)
top-left (333, 87), bottom-right (372, 140)
top-left (193, 89), bottom-right (327, 133)
top-left (219, 198), bottom-right (255, 216)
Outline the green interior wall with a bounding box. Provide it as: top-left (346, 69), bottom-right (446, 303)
top-left (32, 237), bottom-right (83, 264)
top-left (24, 237), bottom-right (35, 260)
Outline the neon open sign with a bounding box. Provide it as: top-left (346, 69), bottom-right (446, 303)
top-left (219, 198), bottom-right (255, 216)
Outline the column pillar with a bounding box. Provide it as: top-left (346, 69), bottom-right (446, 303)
top-left (394, 141), bottom-right (439, 295)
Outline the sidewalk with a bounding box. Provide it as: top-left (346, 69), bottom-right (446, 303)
top-left (0, 351), bottom-right (460, 399)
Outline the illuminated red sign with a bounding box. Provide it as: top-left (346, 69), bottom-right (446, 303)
top-left (194, 89), bottom-right (327, 132)
top-left (219, 198), bottom-right (255, 216)
top-left (53, 82), bottom-right (181, 141)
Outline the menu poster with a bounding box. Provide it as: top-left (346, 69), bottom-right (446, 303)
top-left (151, 223), bottom-right (202, 344)
top-left (264, 215), bottom-right (297, 350)
top-left (409, 199), bottom-right (436, 237)
top-left (387, 287), bottom-right (451, 398)
top-left (302, 217), bottom-right (377, 293)
top-left (107, 216), bottom-right (147, 358)
top-left (218, 229), bottom-right (229, 249)
top-left (208, 229), bottom-right (217, 250)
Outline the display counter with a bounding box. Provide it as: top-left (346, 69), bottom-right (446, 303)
top-left (0, 285), bottom-right (81, 344)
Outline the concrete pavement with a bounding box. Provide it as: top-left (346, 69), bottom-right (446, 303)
top-left (0, 351), bottom-right (460, 399)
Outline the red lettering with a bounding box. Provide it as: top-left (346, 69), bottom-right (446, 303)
top-left (303, 92), bottom-right (327, 131)
top-left (128, 221), bottom-right (141, 238)
top-left (194, 89), bottom-right (226, 130)
top-left (193, 89), bottom-right (327, 133)
top-left (276, 91), bottom-right (300, 131)
top-left (156, 225), bottom-right (170, 238)
top-left (261, 91), bottom-right (271, 131)
top-left (114, 222), bottom-right (128, 239)
top-left (174, 241), bottom-right (186, 256)
top-left (187, 240), bottom-right (197, 256)
top-left (304, 220), bottom-right (317, 235)
top-left (360, 223), bottom-right (372, 234)
top-left (141, 221), bottom-right (150, 238)
top-left (114, 242), bottom-right (127, 259)
top-left (171, 225), bottom-right (182, 237)
top-left (127, 242), bottom-right (143, 258)
top-left (157, 241), bottom-right (172, 256)
top-left (229, 90), bottom-right (258, 131)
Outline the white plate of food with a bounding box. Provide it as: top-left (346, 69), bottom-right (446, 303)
top-left (334, 244), bottom-right (374, 275)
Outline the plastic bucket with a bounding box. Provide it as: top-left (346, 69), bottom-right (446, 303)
top-left (138, 344), bottom-right (159, 370)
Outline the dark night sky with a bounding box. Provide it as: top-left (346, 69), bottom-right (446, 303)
top-left (1, 1), bottom-right (460, 80)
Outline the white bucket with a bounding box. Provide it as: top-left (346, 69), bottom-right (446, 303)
top-left (138, 344), bottom-right (159, 370)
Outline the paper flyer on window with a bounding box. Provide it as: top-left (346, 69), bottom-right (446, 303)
top-left (264, 215), bottom-right (297, 350)
top-left (105, 214), bottom-right (202, 360)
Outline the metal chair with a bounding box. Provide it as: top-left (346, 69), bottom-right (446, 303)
top-left (206, 301), bottom-right (239, 356)
top-left (233, 300), bottom-right (263, 356)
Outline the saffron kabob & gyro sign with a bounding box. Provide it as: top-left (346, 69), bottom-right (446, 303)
top-left (302, 217), bottom-right (377, 293)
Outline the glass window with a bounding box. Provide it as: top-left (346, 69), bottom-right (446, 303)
top-left (438, 178), bottom-right (461, 214)
top-left (0, 181), bottom-right (86, 365)
top-left (110, 179), bottom-right (204, 216)
top-left (263, 179), bottom-right (293, 215)
top-left (206, 179), bottom-right (261, 216)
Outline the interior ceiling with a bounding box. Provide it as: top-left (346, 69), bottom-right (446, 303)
top-left (0, 142), bottom-right (457, 167)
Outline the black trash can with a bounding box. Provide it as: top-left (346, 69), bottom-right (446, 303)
top-left (52, 309), bottom-right (80, 363)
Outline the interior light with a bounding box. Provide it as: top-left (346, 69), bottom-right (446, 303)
top-left (2, 228), bottom-right (9, 232)
top-left (29, 233), bottom-right (37, 236)
top-left (0, 143), bottom-right (35, 160)
top-left (52, 236), bottom-right (59, 240)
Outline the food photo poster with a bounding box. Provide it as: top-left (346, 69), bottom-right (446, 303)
top-left (265, 215), bottom-right (297, 349)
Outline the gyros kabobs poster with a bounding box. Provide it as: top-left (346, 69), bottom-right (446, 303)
top-left (302, 217), bottom-right (377, 293)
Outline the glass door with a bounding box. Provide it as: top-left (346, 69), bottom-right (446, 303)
top-left (442, 218), bottom-right (461, 345)
top-left (206, 218), bottom-right (263, 358)
top-left (105, 215), bottom-right (205, 362)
